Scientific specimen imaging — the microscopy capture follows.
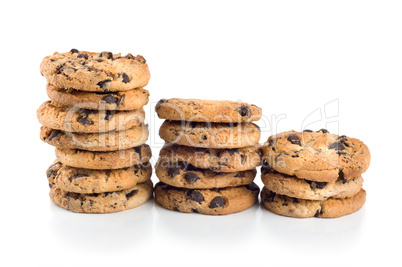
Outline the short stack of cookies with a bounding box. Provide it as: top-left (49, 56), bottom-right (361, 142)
top-left (261, 129), bottom-right (371, 218)
top-left (154, 98), bottom-right (262, 215)
top-left (37, 49), bottom-right (153, 213)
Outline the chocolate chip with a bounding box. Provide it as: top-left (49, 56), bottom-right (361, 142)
top-left (76, 109), bottom-right (97, 125)
top-left (102, 94), bottom-right (119, 105)
top-left (126, 189), bottom-right (138, 199)
top-left (77, 53), bottom-right (88, 59)
top-left (338, 169), bottom-right (348, 184)
top-left (167, 166), bottom-right (181, 178)
top-left (99, 51), bottom-right (113, 59)
top-left (125, 53), bottom-right (135, 59)
top-left (46, 162), bottom-right (61, 178)
top-left (187, 190), bottom-right (204, 203)
top-left (192, 208), bottom-right (199, 213)
top-left (318, 129), bottom-right (329, 133)
top-left (56, 64), bottom-right (65, 74)
top-left (240, 154), bottom-right (246, 164)
top-left (156, 99), bottom-right (165, 108)
top-left (234, 171), bottom-right (245, 178)
top-left (133, 146), bottom-right (143, 161)
top-left (264, 191), bottom-right (276, 203)
top-left (209, 196), bottom-right (225, 209)
top-left (314, 209), bottom-right (322, 217)
top-left (184, 172), bottom-right (200, 184)
top-left (48, 130), bottom-right (61, 142)
top-left (97, 79), bottom-right (111, 90)
top-left (104, 110), bottom-right (113, 120)
top-left (70, 48), bottom-right (79, 53)
top-left (237, 106), bottom-right (252, 117)
top-left (329, 141), bottom-right (345, 151)
top-left (69, 174), bottom-right (89, 181)
top-left (122, 73), bottom-right (130, 83)
top-left (201, 135), bottom-right (207, 140)
top-left (268, 138), bottom-right (275, 147)
top-left (245, 183), bottom-right (259, 191)
top-left (287, 134), bottom-right (301, 145)
top-left (307, 181), bottom-right (327, 189)
top-left (303, 129), bottom-right (313, 132)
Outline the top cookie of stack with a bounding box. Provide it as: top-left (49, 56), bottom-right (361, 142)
top-left (154, 98), bottom-right (262, 215)
top-left (37, 49), bottom-right (153, 213)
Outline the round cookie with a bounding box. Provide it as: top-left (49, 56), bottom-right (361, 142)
top-left (47, 84), bottom-right (150, 110)
top-left (40, 49), bottom-right (150, 92)
top-left (50, 180), bottom-right (153, 213)
top-left (47, 161), bottom-right (152, 193)
top-left (159, 121), bottom-right (261, 148)
top-left (37, 101), bottom-right (145, 133)
top-left (261, 164), bottom-right (363, 200)
top-left (156, 160), bottom-right (257, 189)
top-left (155, 98), bottom-right (262, 122)
top-left (159, 144), bottom-right (262, 172)
top-left (40, 125), bottom-right (148, 151)
top-left (55, 144), bottom-right (151, 170)
top-left (154, 182), bottom-right (260, 215)
top-left (262, 129), bottom-right (371, 183)
top-left (261, 187), bottom-right (366, 218)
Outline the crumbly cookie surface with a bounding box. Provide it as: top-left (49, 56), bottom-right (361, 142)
top-left (40, 125), bottom-right (148, 151)
top-left (50, 180), bottom-right (153, 213)
top-left (156, 160), bottom-right (256, 189)
top-left (159, 144), bottom-right (262, 172)
top-left (159, 121), bottom-right (260, 148)
top-left (155, 182), bottom-right (260, 215)
top-left (261, 186), bottom-right (366, 218)
top-left (261, 164), bottom-right (363, 200)
top-left (262, 129), bottom-right (371, 182)
top-left (37, 101), bottom-right (145, 133)
top-left (40, 49), bottom-right (150, 92)
top-left (155, 98), bottom-right (262, 122)
top-left (47, 84), bottom-right (149, 110)
top-left (55, 144), bottom-right (151, 169)
top-left (47, 161), bottom-right (152, 193)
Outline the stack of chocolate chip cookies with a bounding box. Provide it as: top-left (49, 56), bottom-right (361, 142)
top-left (37, 49), bottom-right (153, 213)
top-left (261, 129), bottom-right (371, 218)
top-left (154, 98), bottom-right (262, 215)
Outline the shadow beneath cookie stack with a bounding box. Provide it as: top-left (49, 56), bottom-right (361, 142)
top-left (37, 49), bottom-right (153, 214)
top-left (153, 98), bottom-right (263, 215)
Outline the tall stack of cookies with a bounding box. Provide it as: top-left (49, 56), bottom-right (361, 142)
top-left (261, 129), bottom-right (371, 218)
top-left (154, 99), bottom-right (262, 215)
top-left (37, 49), bottom-right (153, 213)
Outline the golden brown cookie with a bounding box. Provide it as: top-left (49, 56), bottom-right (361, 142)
top-left (50, 180), bottom-right (153, 213)
top-left (261, 186), bottom-right (366, 218)
top-left (155, 160), bottom-right (257, 189)
top-left (40, 49), bottom-right (150, 92)
top-left (55, 144), bottom-right (151, 169)
top-left (261, 164), bottom-right (363, 200)
top-left (262, 129), bottom-right (371, 183)
top-left (159, 144), bottom-right (262, 172)
top-left (47, 161), bottom-right (152, 193)
top-left (40, 125), bottom-right (148, 151)
top-left (37, 101), bottom-right (145, 133)
top-left (46, 84), bottom-right (149, 110)
top-left (159, 121), bottom-right (260, 148)
top-left (155, 98), bottom-right (262, 122)
top-left (155, 182), bottom-right (260, 215)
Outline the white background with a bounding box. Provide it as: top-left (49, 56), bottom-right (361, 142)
top-left (1, 1), bottom-right (401, 266)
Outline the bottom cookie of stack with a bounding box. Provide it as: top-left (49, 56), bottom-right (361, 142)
top-left (47, 161), bottom-right (153, 213)
top-left (261, 187), bottom-right (366, 218)
top-left (155, 181), bottom-right (259, 215)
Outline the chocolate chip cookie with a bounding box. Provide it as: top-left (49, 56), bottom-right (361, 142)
top-left (37, 101), bottom-right (145, 133)
top-left (47, 161), bottom-right (152, 193)
top-left (156, 160), bottom-right (257, 189)
top-left (47, 84), bottom-right (150, 110)
top-left (40, 49), bottom-right (150, 92)
top-left (155, 98), bottom-right (262, 122)
top-left (159, 121), bottom-right (261, 148)
top-left (55, 144), bottom-right (151, 169)
top-left (155, 182), bottom-right (260, 215)
top-left (50, 180), bottom-right (153, 213)
top-left (159, 144), bottom-right (262, 172)
top-left (261, 186), bottom-right (366, 218)
top-left (261, 164), bottom-right (363, 200)
top-left (40, 125), bottom-right (148, 151)
top-left (262, 129), bottom-right (371, 183)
